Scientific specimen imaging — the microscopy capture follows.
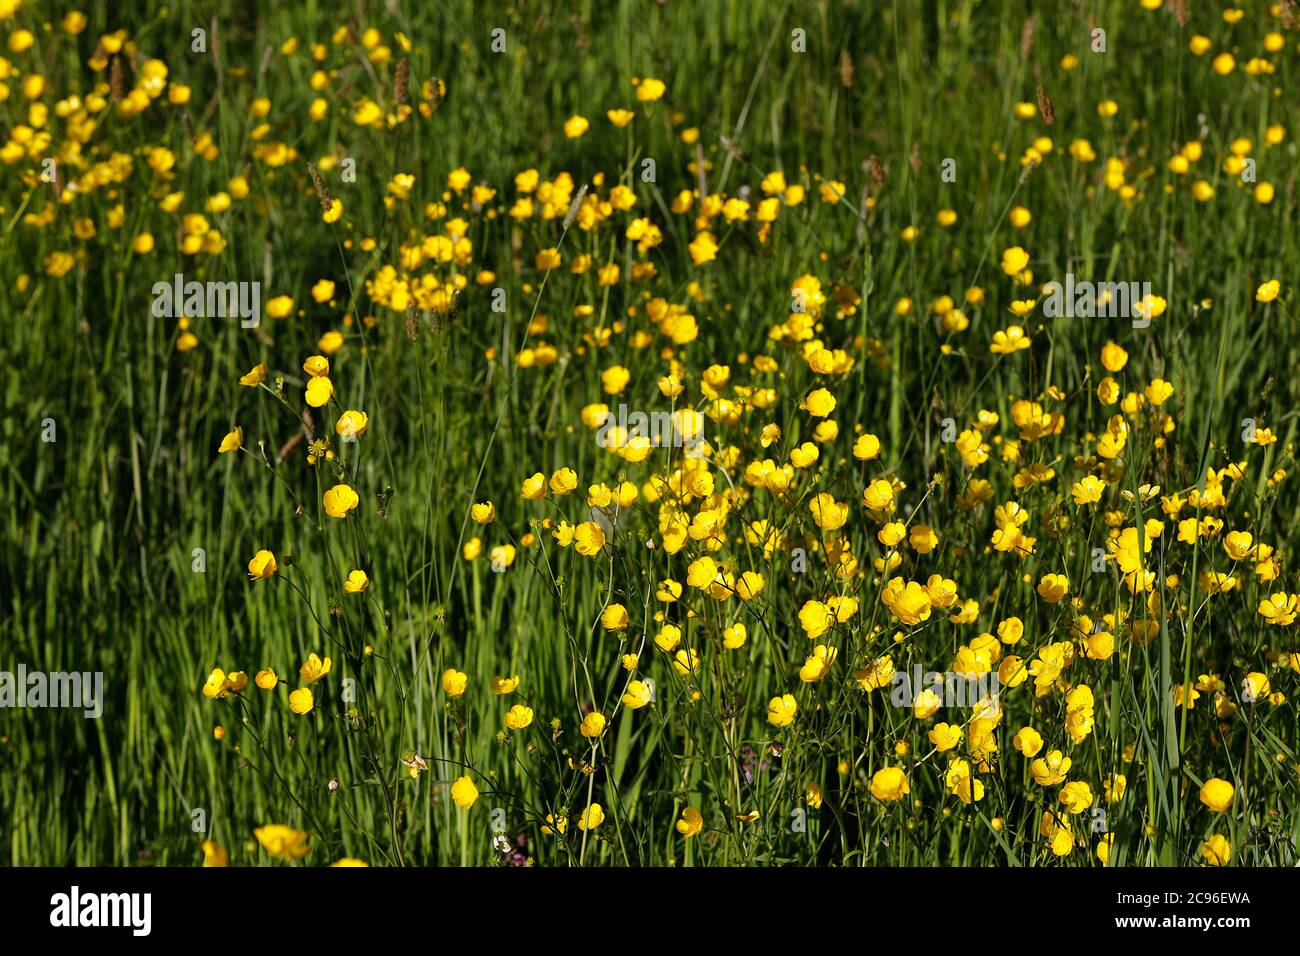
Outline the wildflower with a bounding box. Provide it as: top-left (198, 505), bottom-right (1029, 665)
top-left (218, 427), bottom-right (243, 454)
top-left (490, 675), bottom-right (519, 695)
top-left (442, 669), bottom-right (468, 696)
top-left (254, 824), bottom-right (311, 860)
top-left (201, 840), bottom-right (229, 867)
top-left (1200, 834), bottom-right (1231, 866)
top-left (505, 704), bottom-right (535, 730)
top-left (450, 775), bottom-right (479, 809)
top-left (676, 807), bottom-right (703, 837)
top-left (239, 364), bottom-right (268, 387)
top-left (323, 484), bottom-right (359, 518)
top-left (299, 654), bottom-right (332, 683)
top-left (1199, 778), bottom-right (1234, 813)
top-left (622, 680), bottom-right (653, 709)
top-left (767, 694), bottom-right (798, 727)
top-left (601, 603), bottom-right (629, 632)
top-left (247, 549), bottom-right (277, 579)
top-left (870, 767), bottom-right (910, 802)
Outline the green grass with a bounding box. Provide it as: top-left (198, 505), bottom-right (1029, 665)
top-left (1, 0), bottom-right (1298, 866)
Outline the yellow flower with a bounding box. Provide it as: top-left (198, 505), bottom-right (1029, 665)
top-left (1256, 279), bottom-right (1280, 303)
top-left (239, 363), bottom-right (268, 386)
top-left (563, 114), bottom-right (589, 138)
top-left (336, 409), bottom-right (369, 440)
top-left (1071, 475), bottom-right (1105, 505)
top-left (311, 278), bottom-right (336, 303)
top-left (323, 198), bottom-right (343, 223)
top-left (470, 501), bottom-right (496, 524)
top-left (580, 711), bottom-right (607, 738)
top-left (798, 600), bottom-right (834, 639)
top-left (289, 687), bottom-right (314, 715)
top-left (343, 569), bottom-right (369, 593)
top-left (990, 325), bottom-right (1031, 354)
top-left (450, 775), bottom-right (479, 809)
top-left (799, 644), bottom-right (837, 682)
top-left (574, 521), bottom-right (606, 556)
top-left (635, 77), bottom-right (666, 102)
top-left (1144, 378), bottom-right (1174, 405)
top-left (676, 806), bottom-right (704, 838)
top-left (767, 693), bottom-right (798, 727)
top-left (331, 858), bottom-right (369, 867)
top-left (305, 375), bottom-right (334, 407)
top-left (1199, 778), bottom-right (1234, 813)
top-left (881, 578), bottom-right (933, 626)
top-left (299, 653), bottom-right (332, 683)
top-left (1030, 750), bottom-right (1071, 785)
top-left (490, 675), bottom-right (519, 695)
top-left (578, 803), bottom-right (605, 829)
top-left (504, 704), bottom-right (535, 730)
top-left (1223, 531), bottom-right (1255, 562)
top-left (945, 758), bottom-right (984, 804)
top-left (723, 622), bottom-right (748, 649)
top-left (218, 426), bottom-right (243, 454)
top-left (607, 108), bottom-right (635, 127)
top-left (928, 723), bottom-right (962, 751)
top-left (442, 669), bottom-right (468, 697)
top-left (1258, 592), bottom-right (1299, 626)
top-left (1001, 246), bottom-right (1030, 275)
top-left (1059, 781), bottom-right (1093, 814)
top-left (672, 648), bottom-right (700, 675)
top-left (862, 479), bottom-right (895, 512)
top-left (622, 680), bottom-right (653, 709)
top-left (549, 467), bottom-right (578, 495)
top-left (247, 549), bottom-right (277, 579)
top-left (200, 839), bottom-right (229, 867)
top-left (202, 668), bottom-right (230, 699)
top-left (520, 472), bottom-right (547, 500)
top-left (1242, 672), bottom-right (1270, 702)
top-left (9, 28), bottom-right (35, 52)
top-left (1037, 573), bottom-right (1069, 603)
top-left (255, 669), bottom-right (278, 690)
top-left (852, 433), bottom-right (881, 461)
top-left (254, 824), bottom-right (311, 860)
top-left (266, 295), bottom-right (295, 319)
top-left (601, 603), bottom-right (629, 632)
top-left (689, 231), bottom-right (719, 264)
top-left (323, 483), bottom-right (359, 518)
top-left (869, 767), bottom-right (910, 802)
top-left (1014, 726), bottom-right (1043, 757)
top-left (1200, 834), bottom-right (1231, 866)
top-left (804, 387), bottom-right (836, 417)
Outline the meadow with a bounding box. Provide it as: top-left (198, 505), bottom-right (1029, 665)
top-left (1, 0), bottom-right (1299, 868)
